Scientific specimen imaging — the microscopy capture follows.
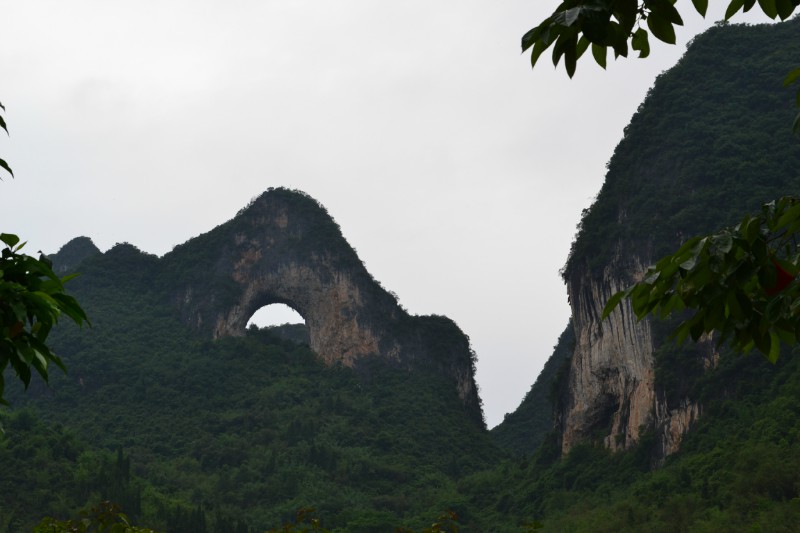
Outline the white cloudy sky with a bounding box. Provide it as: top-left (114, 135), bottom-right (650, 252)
top-left (0, 2), bottom-right (774, 427)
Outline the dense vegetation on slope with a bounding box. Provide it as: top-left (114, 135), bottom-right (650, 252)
top-left (481, 16), bottom-right (800, 531)
top-left (4, 18), bottom-right (800, 533)
top-left (563, 18), bottom-right (800, 281)
top-left (489, 322), bottom-right (573, 456)
top-left (2, 243), bottom-right (499, 532)
top-left (473, 345), bottom-right (800, 531)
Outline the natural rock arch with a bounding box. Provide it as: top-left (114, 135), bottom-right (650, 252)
top-left (52, 189), bottom-right (485, 424)
top-left (164, 188), bottom-right (401, 367)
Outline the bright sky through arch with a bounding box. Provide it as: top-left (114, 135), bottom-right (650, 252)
top-left (248, 304), bottom-right (306, 330)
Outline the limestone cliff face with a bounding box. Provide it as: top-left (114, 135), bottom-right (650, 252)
top-left (161, 188), bottom-right (483, 424)
top-left (558, 252), bottom-right (707, 461)
top-left (548, 18), bottom-right (800, 461)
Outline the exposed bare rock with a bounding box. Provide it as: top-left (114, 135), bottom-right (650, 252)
top-left (558, 254), bottom-right (656, 454)
top-left (558, 252), bottom-right (711, 461)
top-left (160, 188), bottom-right (483, 424)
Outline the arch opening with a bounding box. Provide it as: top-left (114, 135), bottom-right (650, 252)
top-left (246, 303), bottom-right (309, 345)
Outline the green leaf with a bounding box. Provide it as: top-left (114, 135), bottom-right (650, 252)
top-left (757, 0), bottom-right (779, 18)
top-left (564, 38), bottom-right (578, 78)
top-left (529, 39), bottom-right (550, 69)
top-left (552, 30), bottom-right (577, 69)
top-left (576, 36), bottom-right (590, 60)
top-left (712, 234), bottom-right (733, 255)
top-left (679, 256), bottom-right (697, 271)
top-left (649, 0), bottom-right (684, 25)
top-left (631, 28), bottom-right (650, 59)
top-left (775, 203), bottom-right (800, 230)
top-left (691, 0), bottom-right (709, 16)
top-left (776, 325), bottom-right (795, 346)
top-left (725, 0), bottom-right (746, 19)
top-left (0, 114), bottom-right (8, 135)
top-left (522, 23), bottom-right (546, 53)
top-left (767, 330), bottom-right (781, 363)
top-left (0, 233), bottom-right (20, 248)
top-left (0, 158), bottom-right (13, 178)
top-left (563, 6), bottom-right (582, 26)
top-left (775, 0), bottom-right (795, 19)
top-left (608, 22), bottom-right (629, 58)
top-left (602, 290), bottom-right (626, 319)
top-left (783, 67), bottom-right (800, 87)
top-left (52, 293), bottom-right (90, 325)
top-left (9, 352), bottom-right (32, 388)
top-left (591, 43), bottom-right (607, 69)
top-left (647, 15), bottom-right (676, 44)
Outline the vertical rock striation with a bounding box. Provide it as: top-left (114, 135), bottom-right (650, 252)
top-left (553, 18), bottom-right (800, 461)
top-left (559, 254), bottom-right (704, 460)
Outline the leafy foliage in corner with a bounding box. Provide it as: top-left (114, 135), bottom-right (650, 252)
top-left (603, 196), bottom-right (800, 361)
top-left (522, 0), bottom-right (799, 77)
top-left (0, 233), bottom-right (89, 403)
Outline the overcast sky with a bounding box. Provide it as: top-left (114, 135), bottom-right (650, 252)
top-left (0, 2), bottom-right (775, 427)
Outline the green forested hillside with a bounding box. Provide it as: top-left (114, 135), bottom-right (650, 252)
top-left (489, 323), bottom-right (573, 457)
top-left (483, 16), bottom-right (800, 531)
top-left (462, 341), bottom-right (800, 531)
top-left (1, 243), bottom-right (500, 532)
top-left (4, 17), bottom-right (800, 533)
top-left (563, 18), bottom-right (800, 280)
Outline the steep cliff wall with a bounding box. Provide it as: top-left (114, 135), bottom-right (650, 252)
top-left (559, 255), bottom-right (705, 458)
top-left (556, 18), bottom-right (800, 460)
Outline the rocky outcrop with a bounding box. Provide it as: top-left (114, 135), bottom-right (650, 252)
top-left (160, 188), bottom-right (483, 424)
top-left (550, 19), bottom-right (800, 461)
top-left (558, 254), bottom-right (654, 454)
top-left (558, 252), bottom-right (711, 461)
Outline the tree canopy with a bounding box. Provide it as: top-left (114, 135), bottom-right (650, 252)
top-left (523, 0), bottom-right (799, 77)
top-left (527, 1), bottom-right (800, 354)
top-left (0, 105), bottom-right (89, 404)
top-left (0, 234), bottom-right (89, 403)
top-left (523, 0), bottom-right (800, 130)
top-left (603, 197), bottom-right (800, 361)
